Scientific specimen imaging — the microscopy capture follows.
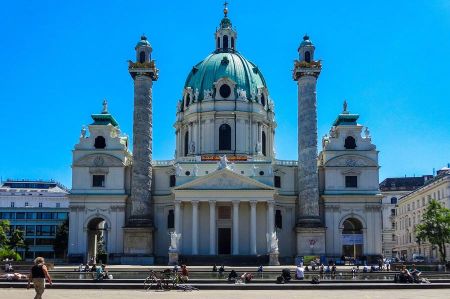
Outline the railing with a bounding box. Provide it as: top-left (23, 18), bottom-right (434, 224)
top-left (275, 160), bottom-right (298, 166)
top-left (152, 160), bottom-right (175, 166)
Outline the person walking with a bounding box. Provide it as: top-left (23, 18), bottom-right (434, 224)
top-left (27, 257), bottom-right (52, 299)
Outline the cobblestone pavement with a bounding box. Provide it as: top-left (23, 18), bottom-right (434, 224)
top-left (1, 289), bottom-right (450, 299)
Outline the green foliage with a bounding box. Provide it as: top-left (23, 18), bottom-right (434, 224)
top-left (8, 229), bottom-right (26, 251)
top-left (0, 247), bottom-right (22, 261)
top-left (0, 220), bottom-right (10, 248)
top-left (415, 199), bottom-right (450, 263)
top-left (54, 219), bottom-right (69, 257)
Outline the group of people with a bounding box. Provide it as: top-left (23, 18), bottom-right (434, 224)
top-left (77, 263), bottom-right (111, 280)
top-left (397, 264), bottom-right (426, 283)
top-left (173, 264), bottom-right (189, 282)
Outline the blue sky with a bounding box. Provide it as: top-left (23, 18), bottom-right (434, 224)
top-left (0, 0), bottom-right (449, 188)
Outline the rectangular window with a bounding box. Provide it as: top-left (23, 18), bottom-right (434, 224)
top-left (26, 225), bottom-right (35, 236)
top-left (169, 175), bottom-right (176, 187)
top-left (16, 212), bottom-right (26, 220)
top-left (25, 202), bottom-right (29, 207)
top-left (345, 176), bottom-right (357, 188)
top-left (218, 206), bottom-right (231, 219)
top-left (92, 175), bottom-right (105, 187)
top-left (35, 238), bottom-right (55, 246)
top-left (275, 210), bottom-right (282, 229)
top-left (392, 222), bottom-right (395, 229)
top-left (10, 202), bottom-right (14, 208)
top-left (167, 210), bottom-right (174, 229)
top-left (15, 225), bottom-right (25, 232)
top-left (56, 203), bottom-right (61, 208)
top-left (274, 176), bottom-right (281, 188)
top-left (57, 212), bottom-right (68, 220)
top-left (26, 212), bottom-right (36, 220)
top-left (391, 209), bottom-right (395, 216)
top-left (36, 225), bottom-right (55, 236)
top-left (39, 203), bottom-right (43, 208)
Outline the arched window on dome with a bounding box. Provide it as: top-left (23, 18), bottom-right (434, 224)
top-left (139, 51), bottom-right (146, 63)
top-left (344, 136), bottom-right (357, 149)
top-left (185, 94), bottom-right (190, 107)
top-left (223, 35), bottom-right (229, 50)
top-left (262, 131), bottom-right (267, 156)
top-left (305, 51), bottom-right (311, 63)
top-left (94, 136), bottom-right (106, 149)
top-left (261, 93), bottom-right (266, 107)
top-left (219, 124), bottom-right (231, 151)
top-left (217, 37), bottom-right (220, 49)
top-left (184, 131), bottom-right (189, 156)
top-left (231, 37), bottom-right (235, 49)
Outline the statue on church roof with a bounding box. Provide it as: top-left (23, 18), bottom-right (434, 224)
top-left (343, 100), bottom-right (348, 113)
top-left (217, 155), bottom-right (230, 170)
top-left (102, 99), bottom-right (108, 114)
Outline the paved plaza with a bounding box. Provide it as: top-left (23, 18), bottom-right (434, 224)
top-left (1, 289), bottom-right (450, 299)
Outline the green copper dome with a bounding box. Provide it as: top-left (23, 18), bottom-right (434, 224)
top-left (184, 51), bottom-right (268, 101)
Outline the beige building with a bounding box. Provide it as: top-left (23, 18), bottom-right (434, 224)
top-left (393, 167), bottom-right (450, 261)
top-left (379, 176), bottom-right (428, 258)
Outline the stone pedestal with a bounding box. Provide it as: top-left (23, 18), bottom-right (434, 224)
top-left (296, 227), bottom-right (326, 256)
top-left (168, 252), bottom-right (179, 266)
top-left (122, 227), bottom-right (154, 265)
top-left (269, 252), bottom-right (280, 266)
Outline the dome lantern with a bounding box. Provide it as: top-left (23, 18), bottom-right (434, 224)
top-left (215, 2), bottom-right (237, 52)
top-left (298, 34), bottom-right (315, 63)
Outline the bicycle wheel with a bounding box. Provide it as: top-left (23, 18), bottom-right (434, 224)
top-left (144, 277), bottom-right (153, 290)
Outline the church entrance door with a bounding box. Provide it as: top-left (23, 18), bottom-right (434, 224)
top-left (218, 228), bottom-right (231, 254)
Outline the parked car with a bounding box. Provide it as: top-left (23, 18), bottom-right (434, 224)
top-left (412, 254), bottom-right (425, 263)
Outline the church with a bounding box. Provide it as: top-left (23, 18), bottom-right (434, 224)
top-left (67, 5), bottom-right (382, 265)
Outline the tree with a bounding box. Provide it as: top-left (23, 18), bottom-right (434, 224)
top-left (0, 220), bottom-right (10, 248)
top-left (415, 199), bottom-right (450, 263)
top-left (54, 219), bottom-right (69, 258)
top-left (8, 229), bottom-right (26, 252)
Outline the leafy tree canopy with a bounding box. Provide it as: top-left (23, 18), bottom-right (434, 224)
top-left (416, 199), bottom-right (450, 263)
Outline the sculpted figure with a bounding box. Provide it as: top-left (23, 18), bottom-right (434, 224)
top-left (175, 164), bottom-right (183, 176)
top-left (204, 89), bottom-right (213, 101)
top-left (267, 231), bottom-right (279, 254)
top-left (169, 231), bottom-right (181, 252)
top-left (80, 126), bottom-right (87, 138)
top-left (194, 88), bottom-right (199, 102)
top-left (217, 155), bottom-right (229, 170)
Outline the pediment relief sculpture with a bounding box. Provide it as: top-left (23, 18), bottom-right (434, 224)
top-left (74, 153), bottom-right (124, 167)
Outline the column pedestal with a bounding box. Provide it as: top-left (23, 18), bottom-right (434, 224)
top-left (269, 252), bottom-right (280, 266)
top-left (168, 252), bottom-right (179, 265)
top-left (296, 227), bottom-right (326, 256)
top-left (121, 227), bottom-right (154, 264)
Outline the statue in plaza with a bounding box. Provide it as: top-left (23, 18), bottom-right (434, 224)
top-left (267, 231), bottom-right (279, 254)
top-left (169, 231), bottom-right (181, 252)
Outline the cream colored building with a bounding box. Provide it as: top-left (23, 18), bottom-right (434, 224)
top-left (393, 167), bottom-right (450, 261)
top-left (68, 6), bottom-right (383, 264)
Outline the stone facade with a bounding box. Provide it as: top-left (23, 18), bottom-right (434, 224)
top-left (393, 168), bottom-right (450, 261)
top-left (67, 9), bottom-right (383, 264)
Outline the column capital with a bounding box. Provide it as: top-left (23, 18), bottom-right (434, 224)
top-left (250, 200), bottom-right (258, 207)
top-left (267, 200), bottom-right (275, 207)
top-left (191, 200), bottom-right (199, 206)
top-left (208, 200), bottom-right (217, 205)
top-left (232, 200), bottom-right (240, 206)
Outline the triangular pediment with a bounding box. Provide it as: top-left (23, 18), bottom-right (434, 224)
top-left (174, 168), bottom-right (274, 191)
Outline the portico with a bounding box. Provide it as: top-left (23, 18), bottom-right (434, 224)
top-left (172, 168), bottom-right (275, 256)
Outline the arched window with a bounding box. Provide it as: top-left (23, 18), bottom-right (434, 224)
top-left (262, 131), bottom-right (267, 156)
top-left (184, 131), bottom-right (189, 156)
top-left (305, 51), bottom-right (311, 63)
top-left (231, 37), bottom-right (235, 49)
top-left (344, 136), bottom-right (356, 149)
top-left (391, 197), bottom-right (398, 205)
top-left (94, 136), bottom-right (106, 149)
top-left (139, 51), bottom-right (146, 63)
top-left (261, 94), bottom-right (266, 106)
top-left (217, 37), bottom-right (220, 49)
top-left (185, 94), bottom-right (190, 107)
top-left (219, 124), bottom-right (231, 150)
top-left (223, 35), bottom-right (229, 49)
